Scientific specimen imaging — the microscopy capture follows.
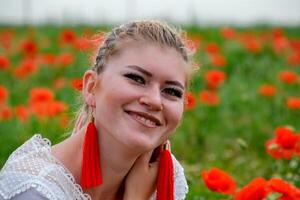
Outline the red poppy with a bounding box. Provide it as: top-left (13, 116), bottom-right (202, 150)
top-left (30, 101), bottom-right (68, 119)
top-left (29, 88), bottom-right (54, 104)
top-left (205, 70), bottom-right (226, 89)
top-left (266, 139), bottom-right (295, 160)
top-left (0, 30), bottom-right (14, 50)
top-left (258, 84), bottom-right (277, 97)
top-left (205, 43), bottom-right (220, 54)
top-left (0, 105), bottom-right (13, 120)
top-left (278, 71), bottom-right (298, 84)
top-left (234, 177), bottom-right (269, 200)
top-left (0, 85), bottom-right (8, 104)
top-left (39, 53), bottom-right (56, 65)
top-left (239, 33), bottom-right (262, 53)
top-left (286, 97), bottom-right (300, 109)
top-left (28, 87), bottom-right (68, 119)
top-left (60, 29), bottom-right (77, 45)
top-left (287, 51), bottom-right (300, 66)
top-left (15, 105), bottom-right (30, 122)
top-left (13, 59), bottom-right (38, 79)
top-left (74, 37), bottom-right (91, 51)
top-left (71, 78), bottom-right (83, 91)
top-left (201, 167), bottom-right (237, 195)
top-left (275, 126), bottom-right (299, 150)
top-left (199, 90), bottom-right (220, 106)
top-left (20, 39), bottom-right (38, 57)
top-left (56, 52), bottom-right (74, 66)
top-left (268, 178), bottom-right (300, 200)
top-left (185, 92), bottom-right (196, 110)
top-left (0, 55), bottom-right (10, 70)
top-left (210, 54), bottom-right (227, 67)
top-left (220, 27), bottom-right (236, 40)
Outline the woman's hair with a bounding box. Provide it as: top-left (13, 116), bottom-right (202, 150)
top-left (72, 20), bottom-right (194, 133)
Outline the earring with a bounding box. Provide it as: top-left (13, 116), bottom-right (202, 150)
top-left (80, 110), bottom-right (103, 189)
top-left (156, 140), bottom-right (174, 200)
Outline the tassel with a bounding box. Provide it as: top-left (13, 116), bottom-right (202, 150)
top-left (156, 142), bottom-right (174, 200)
top-left (81, 120), bottom-right (103, 189)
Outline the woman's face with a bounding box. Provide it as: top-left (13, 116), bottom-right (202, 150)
top-left (86, 41), bottom-right (187, 152)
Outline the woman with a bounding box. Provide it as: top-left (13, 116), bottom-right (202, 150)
top-left (0, 20), bottom-right (193, 200)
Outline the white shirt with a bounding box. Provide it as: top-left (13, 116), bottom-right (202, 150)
top-left (0, 134), bottom-right (188, 200)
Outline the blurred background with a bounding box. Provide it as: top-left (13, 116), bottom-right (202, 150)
top-left (0, 0), bottom-right (300, 199)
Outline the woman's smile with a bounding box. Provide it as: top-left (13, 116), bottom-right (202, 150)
top-left (125, 110), bottom-right (162, 128)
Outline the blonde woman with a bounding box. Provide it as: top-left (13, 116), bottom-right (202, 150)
top-left (0, 20), bottom-right (193, 200)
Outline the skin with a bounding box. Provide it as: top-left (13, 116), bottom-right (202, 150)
top-left (51, 41), bottom-right (188, 200)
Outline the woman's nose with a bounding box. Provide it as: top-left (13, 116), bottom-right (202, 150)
top-left (138, 87), bottom-right (163, 111)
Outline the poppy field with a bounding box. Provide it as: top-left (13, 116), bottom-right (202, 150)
top-left (0, 24), bottom-right (300, 199)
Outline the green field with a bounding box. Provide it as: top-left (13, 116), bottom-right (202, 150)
top-left (0, 24), bottom-right (300, 199)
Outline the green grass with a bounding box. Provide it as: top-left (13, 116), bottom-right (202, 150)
top-left (0, 25), bottom-right (300, 199)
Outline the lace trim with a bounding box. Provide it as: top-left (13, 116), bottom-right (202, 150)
top-left (34, 134), bottom-right (91, 200)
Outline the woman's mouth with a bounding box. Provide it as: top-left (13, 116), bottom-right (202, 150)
top-left (125, 110), bottom-right (162, 128)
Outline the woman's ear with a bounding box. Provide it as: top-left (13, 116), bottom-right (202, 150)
top-left (82, 70), bottom-right (98, 107)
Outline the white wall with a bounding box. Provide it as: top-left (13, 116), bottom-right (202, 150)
top-left (0, 0), bottom-right (300, 25)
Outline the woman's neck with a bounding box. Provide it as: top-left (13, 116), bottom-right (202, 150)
top-left (51, 125), bottom-right (140, 200)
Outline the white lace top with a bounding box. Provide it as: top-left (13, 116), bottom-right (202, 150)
top-left (0, 134), bottom-right (188, 200)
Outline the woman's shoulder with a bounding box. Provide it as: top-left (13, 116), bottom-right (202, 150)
top-left (0, 134), bottom-right (90, 200)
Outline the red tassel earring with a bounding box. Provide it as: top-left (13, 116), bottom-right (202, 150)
top-left (156, 141), bottom-right (174, 200)
top-left (81, 113), bottom-right (103, 189)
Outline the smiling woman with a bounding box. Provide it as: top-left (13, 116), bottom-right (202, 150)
top-left (0, 20), bottom-right (193, 200)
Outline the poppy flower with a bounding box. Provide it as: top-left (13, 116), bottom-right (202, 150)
top-left (265, 126), bottom-right (300, 159)
top-left (15, 105), bottom-right (30, 122)
top-left (205, 43), bottom-right (220, 54)
top-left (185, 92), bottom-right (196, 110)
top-left (201, 167), bottom-right (237, 195)
top-left (278, 71), bottom-right (298, 84)
top-left (258, 84), bottom-right (277, 97)
top-left (60, 29), bottom-right (76, 45)
top-left (39, 53), bottom-right (56, 65)
top-left (13, 59), bottom-right (38, 79)
top-left (234, 177), bottom-right (269, 200)
top-left (56, 52), bottom-right (74, 66)
top-left (268, 178), bottom-right (300, 200)
top-left (0, 85), bottom-right (8, 104)
top-left (275, 126), bottom-right (299, 150)
top-left (0, 105), bottom-right (13, 120)
top-left (240, 34), bottom-right (262, 53)
top-left (286, 97), bottom-right (300, 109)
top-left (205, 70), bottom-right (226, 89)
top-left (220, 27), bottom-right (236, 40)
top-left (71, 78), bottom-right (83, 91)
top-left (20, 39), bottom-right (38, 57)
top-left (266, 139), bottom-right (295, 160)
top-left (0, 55), bottom-right (10, 70)
top-left (29, 87), bottom-right (54, 104)
top-left (287, 52), bottom-right (300, 66)
top-left (199, 90), bottom-right (220, 106)
top-left (210, 54), bottom-right (227, 67)
top-left (0, 30), bottom-right (14, 50)
top-left (30, 101), bottom-right (68, 119)
top-left (74, 37), bottom-right (91, 51)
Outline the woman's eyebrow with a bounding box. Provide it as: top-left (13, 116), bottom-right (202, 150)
top-left (126, 65), bottom-right (185, 90)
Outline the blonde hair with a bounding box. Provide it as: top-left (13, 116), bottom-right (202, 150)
top-left (72, 20), bottom-right (193, 133)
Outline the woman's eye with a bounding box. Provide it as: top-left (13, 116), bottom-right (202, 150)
top-left (163, 88), bottom-right (183, 98)
top-left (124, 73), bottom-right (145, 84)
